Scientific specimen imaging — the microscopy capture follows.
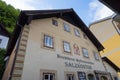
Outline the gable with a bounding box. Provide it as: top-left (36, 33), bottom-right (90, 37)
top-left (5, 9), bottom-right (104, 57)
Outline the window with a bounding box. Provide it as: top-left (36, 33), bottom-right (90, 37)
top-left (83, 33), bottom-right (87, 39)
top-left (66, 74), bottom-right (74, 80)
top-left (93, 52), bottom-right (99, 60)
top-left (63, 41), bottom-right (71, 53)
top-left (44, 35), bottom-right (53, 48)
top-left (52, 19), bottom-right (58, 26)
top-left (64, 23), bottom-right (70, 32)
top-left (88, 74), bottom-right (95, 80)
top-left (82, 48), bottom-right (89, 58)
top-left (74, 29), bottom-right (80, 37)
top-left (0, 39), bottom-right (2, 44)
top-left (114, 77), bottom-right (118, 80)
top-left (78, 72), bottom-right (86, 80)
top-left (43, 73), bottom-right (55, 80)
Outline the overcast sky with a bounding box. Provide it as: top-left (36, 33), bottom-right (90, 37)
top-left (2, 0), bottom-right (114, 26)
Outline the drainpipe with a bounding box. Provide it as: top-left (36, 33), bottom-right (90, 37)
top-left (8, 22), bottom-right (24, 80)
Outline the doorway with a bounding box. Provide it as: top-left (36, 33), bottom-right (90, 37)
top-left (88, 74), bottom-right (95, 80)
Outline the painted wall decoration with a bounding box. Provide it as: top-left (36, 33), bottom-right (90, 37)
top-left (73, 44), bottom-right (80, 55)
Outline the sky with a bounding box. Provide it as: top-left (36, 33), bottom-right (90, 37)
top-left (2, 0), bottom-right (114, 26)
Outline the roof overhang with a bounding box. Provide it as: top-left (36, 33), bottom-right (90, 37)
top-left (99, 0), bottom-right (120, 15)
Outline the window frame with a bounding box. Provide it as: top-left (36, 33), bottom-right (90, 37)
top-left (77, 71), bottom-right (87, 80)
top-left (52, 19), bottom-right (58, 26)
top-left (40, 69), bottom-right (57, 80)
top-left (66, 74), bottom-right (74, 80)
top-left (43, 35), bottom-right (54, 49)
top-left (74, 28), bottom-right (80, 37)
top-left (83, 33), bottom-right (87, 39)
top-left (63, 23), bottom-right (70, 32)
top-left (93, 52), bottom-right (99, 61)
top-left (43, 73), bottom-right (55, 80)
top-left (82, 48), bottom-right (89, 58)
top-left (63, 41), bottom-right (71, 53)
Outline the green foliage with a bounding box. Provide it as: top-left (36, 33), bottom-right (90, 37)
top-left (0, 49), bottom-right (6, 79)
top-left (0, 0), bottom-right (20, 34)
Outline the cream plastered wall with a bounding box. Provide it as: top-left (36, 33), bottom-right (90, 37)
top-left (21, 18), bottom-right (106, 80)
top-left (90, 19), bottom-right (118, 43)
top-left (90, 19), bottom-right (120, 78)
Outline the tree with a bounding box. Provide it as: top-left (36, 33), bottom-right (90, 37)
top-left (0, 0), bottom-right (20, 34)
top-left (0, 0), bottom-right (20, 79)
top-left (0, 49), bottom-right (6, 79)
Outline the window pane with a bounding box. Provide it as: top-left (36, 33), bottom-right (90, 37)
top-left (63, 41), bottom-right (71, 52)
top-left (52, 19), bottom-right (58, 26)
top-left (50, 74), bottom-right (54, 80)
top-left (64, 23), bottom-right (70, 32)
top-left (94, 52), bottom-right (99, 60)
top-left (74, 29), bottom-right (80, 36)
top-left (82, 48), bottom-right (89, 57)
top-left (43, 73), bottom-right (54, 80)
top-left (44, 35), bottom-right (53, 48)
top-left (78, 72), bottom-right (87, 80)
top-left (44, 74), bottom-right (49, 79)
top-left (67, 74), bottom-right (74, 80)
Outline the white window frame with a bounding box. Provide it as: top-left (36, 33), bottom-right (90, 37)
top-left (74, 28), bottom-right (80, 37)
top-left (63, 41), bottom-right (71, 53)
top-left (43, 73), bottom-right (55, 80)
top-left (63, 23), bottom-right (70, 32)
top-left (44, 35), bottom-right (53, 48)
top-left (82, 48), bottom-right (89, 58)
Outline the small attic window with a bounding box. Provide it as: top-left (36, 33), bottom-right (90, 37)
top-left (52, 19), bottom-right (58, 26)
top-left (83, 33), bottom-right (87, 39)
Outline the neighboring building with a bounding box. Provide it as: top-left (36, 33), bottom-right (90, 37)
top-left (102, 57), bottom-right (120, 80)
top-left (0, 23), bottom-right (10, 49)
top-left (2, 9), bottom-right (113, 80)
top-left (90, 15), bottom-right (120, 79)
